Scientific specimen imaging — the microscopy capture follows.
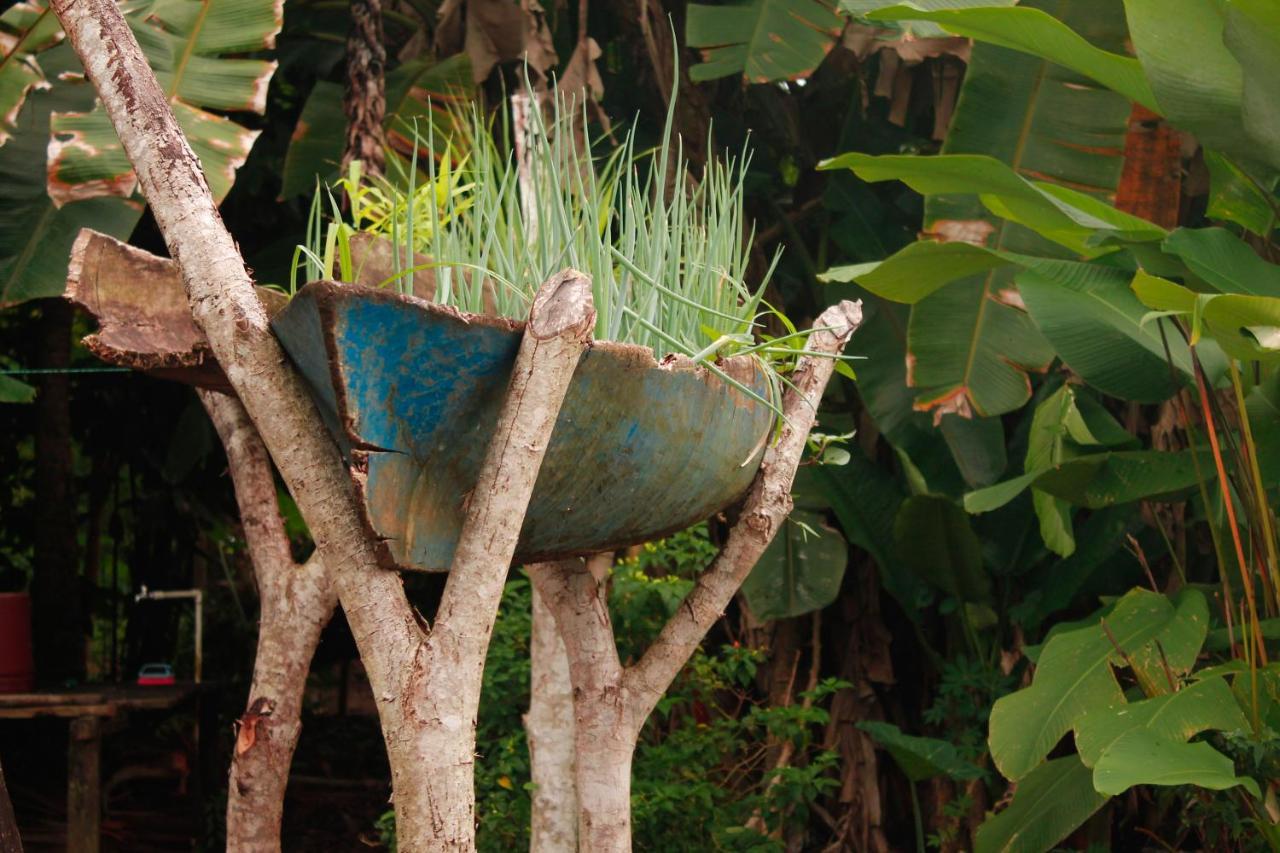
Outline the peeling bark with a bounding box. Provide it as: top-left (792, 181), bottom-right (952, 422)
top-left (199, 390), bottom-right (338, 853)
top-left (531, 301), bottom-right (864, 852)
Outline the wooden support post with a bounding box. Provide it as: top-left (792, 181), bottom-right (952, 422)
top-left (66, 716), bottom-right (100, 853)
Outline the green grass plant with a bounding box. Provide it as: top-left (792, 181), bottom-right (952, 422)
top-left (291, 83), bottom-right (858, 413)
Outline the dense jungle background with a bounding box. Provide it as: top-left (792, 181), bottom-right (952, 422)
top-left (2, 0), bottom-right (1279, 850)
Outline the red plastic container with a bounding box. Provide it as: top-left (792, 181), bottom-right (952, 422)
top-left (0, 592), bottom-right (35, 693)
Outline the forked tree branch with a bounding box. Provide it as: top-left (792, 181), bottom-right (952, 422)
top-left (624, 300), bottom-right (863, 724)
top-left (528, 299), bottom-right (862, 852)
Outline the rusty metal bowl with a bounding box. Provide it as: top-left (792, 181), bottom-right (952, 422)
top-left (272, 281), bottom-right (774, 572)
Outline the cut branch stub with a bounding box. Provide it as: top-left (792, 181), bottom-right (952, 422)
top-left (63, 229), bottom-right (287, 389)
top-left (528, 268), bottom-right (595, 341)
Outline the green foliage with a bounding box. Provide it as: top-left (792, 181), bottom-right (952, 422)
top-left (989, 588), bottom-right (1210, 781)
top-left (370, 526), bottom-right (843, 851)
top-left (973, 755), bottom-right (1109, 853)
top-left (740, 510), bottom-right (847, 621)
top-left (685, 0), bottom-right (843, 83)
top-left (280, 53), bottom-right (474, 198)
top-left (0, 44), bottom-right (140, 305)
top-left (0, 374), bottom-right (35, 404)
top-left (49, 0), bottom-right (282, 205)
top-left (293, 84), bottom-right (861, 416)
top-left (858, 721), bottom-right (984, 782)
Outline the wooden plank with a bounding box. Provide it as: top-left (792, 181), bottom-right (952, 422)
top-left (0, 705), bottom-right (115, 721)
top-left (0, 692), bottom-right (106, 707)
top-left (66, 716), bottom-right (100, 853)
top-left (272, 281), bottom-right (775, 572)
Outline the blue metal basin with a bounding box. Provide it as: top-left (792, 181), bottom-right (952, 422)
top-left (272, 282), bottom-right (774, 571)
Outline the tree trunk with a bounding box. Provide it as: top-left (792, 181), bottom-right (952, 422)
top-left (50, 4), bottom-right (599, 851)
top-left (525, 586), bottom-right (578, 853)
top-left (527, 560), bottom-right (636, 853)
top-left (199, 390), bottom-right (337, 852)
top-left (343, 0), bottom-right (388, 177)
top-left (396, 270), bottom-right (595, 848)
top-left (532, 302), bottom-right (863, 850)
top-left (31, 299), bottom-right (83, 684)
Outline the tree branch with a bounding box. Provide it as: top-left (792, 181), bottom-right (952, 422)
top-left (198, 389), bottom-right (338, 852)
top-left (392, 271), bottom-right (593, 849)
top-left (624, 300), bottom-right (863, 723)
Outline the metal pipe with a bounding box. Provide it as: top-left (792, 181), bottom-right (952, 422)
top-left (133, 586), bottom-right (203, 683)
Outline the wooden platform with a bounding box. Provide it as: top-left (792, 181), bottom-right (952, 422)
top-left (0, 684), bottom-right (198, 853)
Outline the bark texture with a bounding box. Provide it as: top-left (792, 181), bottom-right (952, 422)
top-left (525, 584), bottom-right (578, 853)
top-left (530, 301), bottom-right (863, 852)
top-left (199, 390), bottom-right (338, 852)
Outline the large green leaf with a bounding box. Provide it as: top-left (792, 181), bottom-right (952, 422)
top-left (1021, 386), bottom-right (1133, 556)
top-left (825, 243), bottom-right (1196, 403)
top-left (1019, 506), bottom-right (1142, 630)
top-left (0, 374), bottom-right (36, 403)
top-left (280, 53), bottom-right (474, 199)
top-left (47, 0), bottom-right (283, 205)
top-left (740, 510), bottom-right (847, 621)
top-left (821, 153), bottom-right (1166, 252)
top-left (1075, 676), bottom-right (1248, 767)
top-left (1123, 0), bottom-right (1279, 171)
top-left (867, 2), bottom-right (1158, 108)
top-left (1040, 449), bottom-right (1206, 508)
top-left (1133, 269), bottom-right (1280, 361)
top-left (821, 240), bottom-right (1099, 304)
top-left (1224, 0), bottom-right (1280, 174)
top-left (974, 755), bottom-right (1109, 853)
top-left (966, 448), bottom-right (1204, 514)
top-left (1163, 227), bottom-right (1280, 297)
top-left (809, 454), bottom-right (932, 617)
top-left (0, 0), bottom-right (62, 147)
top-left (822, 1), bottom-right (1145, 418)
top-left (828, 292), bottom-right (997, 493)
top-left (1203, 150), bottom-right (1277, 236)
top-left (1017, 264), bottom-right (1197, 402)
top-left (1246, 371), bottom-right (1280, 487)
top-left (0, 45), bottom-right (140, 305)
top-left (858, 721), bottom-right (985, 783)
top-left (988, 588), bottom-right (1207, 780)
top-left (1094, 729), bottom-right (1260, 797)
top-left (685, 0), bottom-right (843, 83)
top-left (906, 278), bottom-right (1056, 417)
top-left (893, 494), bottom-right (990, 602)
top-left (840, 0), bottom-right (1016, 38)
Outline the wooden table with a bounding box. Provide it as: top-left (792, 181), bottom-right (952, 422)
top-left (0, 685), bottom-right (196, 853)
